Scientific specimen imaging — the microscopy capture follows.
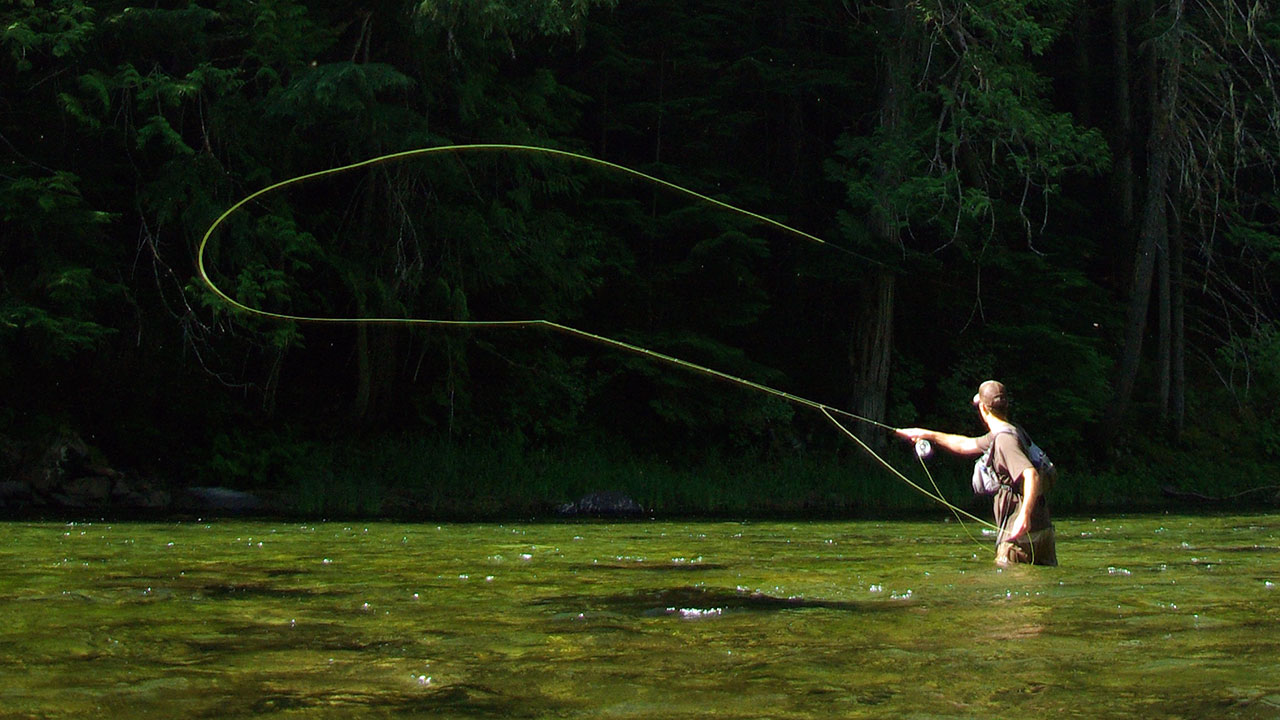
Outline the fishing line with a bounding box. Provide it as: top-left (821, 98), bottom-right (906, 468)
top-left (911, 439), bottom-right (992, 550)
top-left (820, 409), bottom-right (995, 531)
top-left (197, 143), bottom-right (997, 533)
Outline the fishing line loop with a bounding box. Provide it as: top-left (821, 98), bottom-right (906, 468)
top-left (198, 143), bottom-right (995, 534)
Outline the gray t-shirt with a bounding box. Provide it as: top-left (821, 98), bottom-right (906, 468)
top-left (976, 429), bottom-right (1033, 486)
top-left (977, 428), bottom-right (1051, 532)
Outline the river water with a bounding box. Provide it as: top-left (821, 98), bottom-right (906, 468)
top-left (2, 514), bottom-right (1277, 719)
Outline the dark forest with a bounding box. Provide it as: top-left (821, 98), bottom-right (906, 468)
top-left (3, 0), bottom-right (1278, 518)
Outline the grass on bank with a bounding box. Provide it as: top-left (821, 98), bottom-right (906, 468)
top-left (282, 435), bottom-right (956, 519)
top-left (200, 430), bottom-right (1280, 520)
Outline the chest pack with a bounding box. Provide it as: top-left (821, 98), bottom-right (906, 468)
top-left (971, 428), bottom-right (1056, 496)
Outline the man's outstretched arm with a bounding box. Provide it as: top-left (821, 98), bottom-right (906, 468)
top-left (895, 427), bottom-right (984, 457)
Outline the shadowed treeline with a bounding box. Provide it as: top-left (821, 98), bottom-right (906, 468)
top-left (1, 1), bottom-right (1277, 518)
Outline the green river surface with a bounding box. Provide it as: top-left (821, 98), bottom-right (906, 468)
top-left (2, 514), bottom-right (1278, 719)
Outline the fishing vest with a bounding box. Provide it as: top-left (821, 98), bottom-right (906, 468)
top-left (972, 428), bottom-right (1056, 496)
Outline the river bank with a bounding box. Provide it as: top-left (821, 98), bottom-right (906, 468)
top-left (3, 430), bottom-right (1277, 521)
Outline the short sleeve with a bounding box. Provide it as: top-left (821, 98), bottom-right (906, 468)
top-left (975, 431), bottom-right (994, 453)
top-left (993, 432), bottom-right (1033, 484)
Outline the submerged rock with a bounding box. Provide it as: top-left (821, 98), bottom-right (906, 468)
top-left (176, 486), bottom-right (265, 514)
top-left (557, 490), bottom-right (645, 518)
top-left (51, 476), bottom-right (115, 507)
top-left (0, 480), bottom-right (31, 508)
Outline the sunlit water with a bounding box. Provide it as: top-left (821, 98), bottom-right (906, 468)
top-left (2, 514), bottom-right (1278, 719)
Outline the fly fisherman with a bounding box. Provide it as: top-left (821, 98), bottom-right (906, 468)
top-left (896, 380), bottom-right (1057, 566)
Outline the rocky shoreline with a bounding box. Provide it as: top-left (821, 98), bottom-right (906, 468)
top-left (0, 430), bottom-right (649, 520)
top-left (0, 430), bottom-right (273, 516)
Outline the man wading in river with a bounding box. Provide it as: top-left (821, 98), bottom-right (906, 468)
top-left (896, 381), bottom-right (1057, 566)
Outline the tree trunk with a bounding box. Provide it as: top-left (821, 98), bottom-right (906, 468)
top-left (848, 0), bottom-right (910, 448)
top-left (354, 300), bottom-right (398, 425)
top-left (849, 271), bottom-right (895, 447)
top-left (353, 174), bottom-right (385, 425)
top-left (355, 315), bottom-right (373, 421)
top-left (1072, 2), bottom-right (1091, 122)
top-left (1111, 0), bottom-right (1136, 231)
top-left (1112, 0), bottom-right (1182, 426)
top-left (1157, 222), bottom-right (1171, 420)
top-left (1170, 206), bottom-right (1186, 436)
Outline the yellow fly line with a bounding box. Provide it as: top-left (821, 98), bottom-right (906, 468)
top-left (196, 143), bottom-right (999, 535)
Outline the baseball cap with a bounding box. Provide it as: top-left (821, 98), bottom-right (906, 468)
top-left (973, 380), bottom-right (1009, 413)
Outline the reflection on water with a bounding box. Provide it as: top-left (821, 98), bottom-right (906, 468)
top-left (0, 515), bottom-right (1277, 718)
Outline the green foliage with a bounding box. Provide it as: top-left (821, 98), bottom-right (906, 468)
top-left (278, 433), bottom-right (943, 519)
top-left (0, 169), bottom-right (120, 360)
top-left (2, 266), bottom-right (118, 346)
top-left (833, 0), bottom-right (1109, 265)
top-left (237, 0), bottom-right (334, 71)
top-left (1216, 323), bottom-right (1280, 458)
top-left (200, 429), bottom-right (327, 494)
top-left (414, 0), bottom-right (616, 43)
top-left (1, 0), bottom-right (96, 70)
top-left (1, 0), bottom-right (1277, 520)
top-left (0, 172), bottom-right (108, 228)
top-left (266, 62), bottom-right (415, 125)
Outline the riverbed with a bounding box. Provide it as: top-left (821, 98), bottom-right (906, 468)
top-left (2, 514), bottom-right (1277, 718)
